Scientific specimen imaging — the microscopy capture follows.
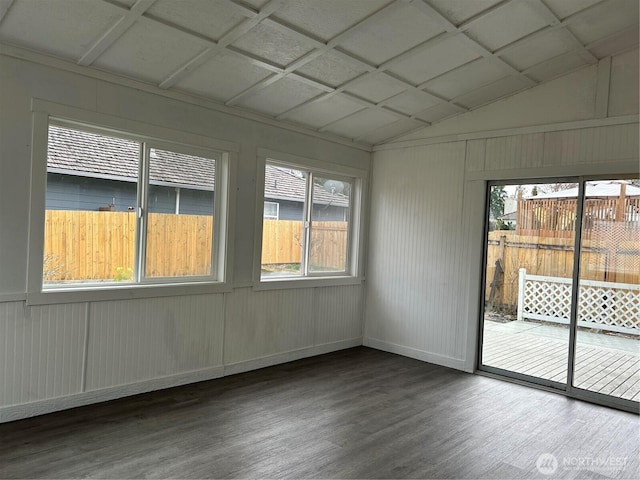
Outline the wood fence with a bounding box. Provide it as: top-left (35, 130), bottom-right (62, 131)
top-left (516, 196), bottom-right (640, 239)
top-left (43, 211), bottom-right (347, 281)
top-left (486, 230), bottom-right (640, 310)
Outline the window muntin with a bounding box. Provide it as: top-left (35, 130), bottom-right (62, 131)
top-left (261, 162), bottom-right (354, 279)
top-left (44, 122), bottom-right (223, 288)
top-left (263, 201), bottom-right (279, 220)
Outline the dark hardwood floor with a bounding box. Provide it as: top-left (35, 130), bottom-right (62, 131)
top-left (0, 347), bottom-right (638, 479)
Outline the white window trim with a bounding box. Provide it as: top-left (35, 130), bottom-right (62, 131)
top-left (27, 99), bottom-right (237, 305)
top-left (263, 201), bottom-right (279, 220)
top-left (252, 149), bottom-right (367, 290)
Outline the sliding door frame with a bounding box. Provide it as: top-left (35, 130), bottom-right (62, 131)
top-left (476, 175), bottom-right (639, 414)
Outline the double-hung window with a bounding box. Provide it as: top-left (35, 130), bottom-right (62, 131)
top-left (39, 120), bottom-right (229, 290)
top-left (258, 156), bottom-right (365, 282)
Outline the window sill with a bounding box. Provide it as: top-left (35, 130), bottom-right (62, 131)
top-left (26, 281), bottom-right (232, 306)
top-left (252, 276), bottom-right (364, 291)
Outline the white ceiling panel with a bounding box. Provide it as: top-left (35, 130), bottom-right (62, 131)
top-left (94, 20), bottom-right (207, 83)
top-left (415, 103), bottom-right (462, 123)
top-left (384, 91), bottom-right (440, 116)
top-left (543, 0), bottom-right (602, 20)
top-left (344, 73), bottom-right (408, 103)
top-left (455, 75), bottom-right (531, 109)
top-left (424, 58), bottom-right (512, 98)
top-left (387, 34), bottom-right (481, 85)
top-left (295, 50), bottom-right (369, 87)
top-left (174, 51), bottom-right (272, 102)
top-left (324, 109), bottom-right (400, 139)
top-left (428, 0), bottom-right (503, 25)
top-left (274, 0), bottom-right (392, 41)
top-left (358, 118), bottom-right (424, 144)
top-left (499, 28), bottom-right (579, 71)
top-left (237, 76), bottom-right (325, 116)
top-left (338, 4), bottom-right (444, 65)
top-left (0, 0), bottom-right (123, 60)
top-left (147, 0), bottom-right (247, 41)
top-left (588, 27), bottom-right (639, 58)
top-left (285, 95), bottom-right (365, 128)
top-left (525, 51), bottom-right (590, 82)
top-left (464, 1), bottom-right (549, 52)
top-left (568, 0), bottom-right (639, 44)
top-left (231, 22), bottom-right (316, 68)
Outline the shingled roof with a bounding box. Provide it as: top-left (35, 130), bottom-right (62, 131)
top-left (47, 125), bottom-right (215, 190)
top-left (47, 125), bottom-right (348, 207)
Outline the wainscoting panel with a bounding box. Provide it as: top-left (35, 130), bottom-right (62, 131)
top-left (223, 287), bottom-right (315, 365)
top-left (85, 294), bottom-right (224, 390)
top-left (0, 301), bottom-right (87, 406)
top-left (313, 285), bottom-right (363, 345)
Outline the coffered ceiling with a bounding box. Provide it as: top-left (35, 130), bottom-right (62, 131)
top-left (0, 0), bottom-right (637, 147)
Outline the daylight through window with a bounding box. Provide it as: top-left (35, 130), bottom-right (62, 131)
top-left (44, 122), bottom-right (224, 287)
top-left (261, 162), bottom-right (354, 278)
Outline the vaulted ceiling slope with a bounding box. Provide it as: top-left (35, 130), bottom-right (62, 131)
top-left (0, 0), bottom-right (637, 147)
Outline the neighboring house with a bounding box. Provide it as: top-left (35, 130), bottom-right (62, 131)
top-left (46, 126), bottom-right (349, 221)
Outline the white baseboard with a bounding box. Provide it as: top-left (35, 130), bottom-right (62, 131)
top-left (363, 337), bottom-right (468, 372)
top-left (223, 338), bottom-right (363, 376)
top-left (0, 339), bottom-right (363, 423)
top-left (0, 366), bottom-right (224, 424)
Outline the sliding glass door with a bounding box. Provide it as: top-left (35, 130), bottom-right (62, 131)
top-left (479, 177), bottom-right (639, 410)
top-left (573, 179), bottom-right (640, 403)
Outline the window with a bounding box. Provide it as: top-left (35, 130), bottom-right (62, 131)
top-left (260, 160), bottom-right (361, 280)
top-left (263, 201), bottom-right (279, 220)
top-left (41, 120), bottom-right (228, 288)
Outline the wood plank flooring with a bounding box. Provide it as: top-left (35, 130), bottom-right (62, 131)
top-left (483, 320), bottom-right (640, 400)
top-left (0, 347), bottom-right (638, 479)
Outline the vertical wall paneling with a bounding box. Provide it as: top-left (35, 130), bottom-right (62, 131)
top-left (313, 285), bottom-right (363, 345)
top-left (0, 301), bottom-right (86, 406)
top-left (485, 133), bottom-right (545, 171)
top-left (465, 139), bottom-right (486, 172)
top-left (365, 142), bottom-right (468, 369)
top-left (223, 287), bottom-right (315, 365)
top-left (543, 123), bottom-right (639, 166)
top-left (85, 294), bottom-right (224, 390)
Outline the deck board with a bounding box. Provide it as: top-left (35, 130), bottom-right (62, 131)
top-left (483, 320), bottom-right (639, 401)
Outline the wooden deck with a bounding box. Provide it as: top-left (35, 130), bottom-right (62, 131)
top-left (482, 320), bottom-right (640, 401)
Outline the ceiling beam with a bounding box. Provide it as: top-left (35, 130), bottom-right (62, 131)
top-left (0, 0), bottom-right (14, 26)
top-left (78, 0), bottom-right (157, 66)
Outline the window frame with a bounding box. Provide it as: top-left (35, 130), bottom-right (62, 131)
top-left (27, 100), bottom-right (237, 305)
top-left (263, 201), bottom-right (280, 220)
top-left (253, 149), bottom-right (367, 290)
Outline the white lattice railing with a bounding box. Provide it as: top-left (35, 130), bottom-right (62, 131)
top-left (517, 268), bottom-right (640, 336)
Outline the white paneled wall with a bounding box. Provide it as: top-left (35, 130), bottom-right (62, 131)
top-left (485, 133), bottom-right (545, 170)
top-left (86, 295), bottom-right (225, 390)
top-left (0, 53), bottom-right (369, 423)
top-left (0, 286), bottom-right (364, 422)
top-left (224, 286), bottom-right (363, 372)
top-left (0, 301), bottom-right (86, 406)
top-left (224, 288), bottom-right (315, 365)
top-left (364, 142), bottom-right (469, 369)
top-left (543, 123), bottom-right (639, 166)
top-left (313, 285), bottom-right (363, 345)
top-left (366, 121), bottom-right (638, 373)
